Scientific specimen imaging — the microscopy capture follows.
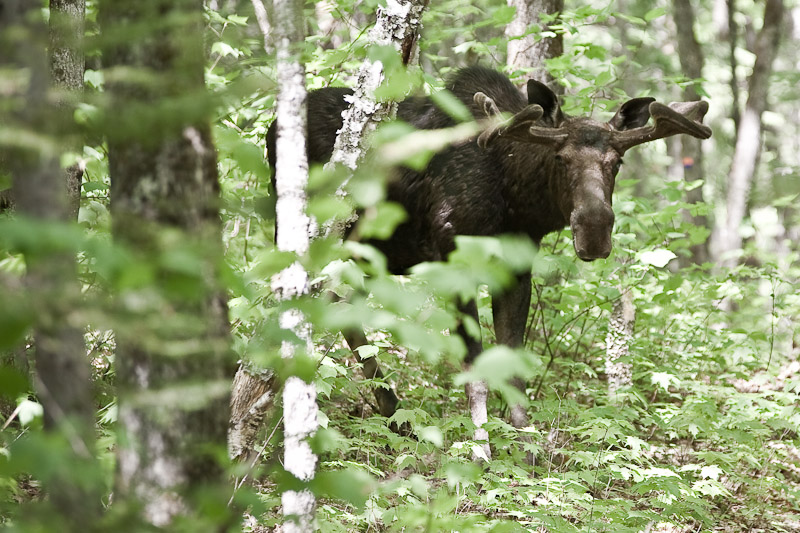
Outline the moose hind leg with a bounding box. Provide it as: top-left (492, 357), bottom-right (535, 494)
top-left (459, 299), bottom-right (491, 461)
top-left (343, 329), bottom-right (400, 418)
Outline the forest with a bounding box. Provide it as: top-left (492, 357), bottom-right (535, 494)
top-left (1, 0), bottom-right (799, 531)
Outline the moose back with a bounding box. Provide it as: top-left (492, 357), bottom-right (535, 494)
top-left (267, 66), bottom-right (711, 458)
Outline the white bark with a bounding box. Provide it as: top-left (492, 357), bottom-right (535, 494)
top-left (328, 0), bottom-right (426, 170)
top-left (326, 0), bottom-right (426, 234)
top-left (716, 107), bottom-right (761, 262)
top-left (271, 0), bottom-right (318, 529)
top-left (711, 0), bottom-right (784, 267)
top-left (605, 290), bottom-right (635, 399)
top-left (328, 59), bottom-right (388, 172)
top-left (228, 1), bottom-right (316, 483)
top-left (465, 381), bottom-right (491, 462)
top-left (712, 0), bottom-right (729, 38)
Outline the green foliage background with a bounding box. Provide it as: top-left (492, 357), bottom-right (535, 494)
top-left (2, 0), bottom-right (800, 531)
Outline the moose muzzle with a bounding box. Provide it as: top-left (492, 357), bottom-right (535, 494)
top-left (570, 204), bottom-right (615, 261)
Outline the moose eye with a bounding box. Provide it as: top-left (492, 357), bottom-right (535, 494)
top-left (612, 160), bottom-right (623, 175)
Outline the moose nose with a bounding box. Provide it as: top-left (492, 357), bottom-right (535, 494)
top-left (570, 206), bottom-right (615, 261)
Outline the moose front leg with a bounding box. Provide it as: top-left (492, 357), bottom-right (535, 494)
top-left (492, 274), bottom-right (532, 429)
top-left (459, 299), bottom-right (491, 461)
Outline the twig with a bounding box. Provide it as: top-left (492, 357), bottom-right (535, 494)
top-left (250, 0), bottom-right (271, 53)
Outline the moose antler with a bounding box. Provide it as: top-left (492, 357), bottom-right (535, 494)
top-left (612, 101), bottom-right (712, 152)
top-left (474, 92), bottom-right (568, 149)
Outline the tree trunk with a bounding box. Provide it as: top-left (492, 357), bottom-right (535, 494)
top-left (50, 0), bottom-right (85, 220)
top-left (0, 2), bottom-right (99, 528)
top-left (505, 0), bottom-right (564, 91)
top-left (711, 0), bottom-right (784, 266)
top-left (269, 0), bottom-right (318, 529)
top-left (605, 290), bottom-right (635, 399)
top-left (672, 0), bottom-right (709, 264)
top-left (328, 0), bottom-right (428, 173)
top-left (100, 0), bottom-right (232, 526)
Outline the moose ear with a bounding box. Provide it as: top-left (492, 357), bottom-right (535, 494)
top-left (526, 79), bottom-right (562, 125)
top-left (609, 97), bottom-right (656, 131)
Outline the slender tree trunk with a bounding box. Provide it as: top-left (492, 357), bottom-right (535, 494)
top-left (268, 0), bottom-right (318, 529)
top-left (0, 2), bottom-right (98, 528)
top-left (101, 0), bottom-right (232, 526)
top-left (505, 0), bottom-right (564, 91)
top-left (50, 0), bottom-right (85, 220)
top-left (605, 290), bottom-right (635, 399)
top-left (711, 0), bottom-right (784, 266)
top-left (328, 0), bottom-right (428, 173)
top-left (672, 0), bottom-right (709, 264)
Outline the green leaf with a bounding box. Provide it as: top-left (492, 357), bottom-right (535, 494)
top-left (211, 41), bottom-right (241, 58)
top-left (430, 89), bottom-right (473, 123)
top-left (84, 69), bottom-right (104, 89)
top-left (312, 469), bottom-right (375, 509)
top-left (0, 368), bottom-right (28, 400)
top-left (82, 181), bottom-right (109, 192)
top-left (357, 202), bottom-right (407, 240)
top-left (418, 426), bottom-right (443, 447)
top-left (644, 7), bottom-right (667, 22)
top-left (17, 399), bottom-right (43, 426)
top-left (615, 13), bottom-right (646, 26)
top-left (651, 371), bottom-right (679, 390)
top-left (388, 408), bottom-right (427, 429)
top-left (355, 345), bottom-right (379, 359)
top-left (595, 69), bottom-right (614, 87)
top-left (0, 300), bottom-right (33, 350)
top-left (492, 5), bottom-right (516, 25)
top-left (226, 14), bottom-right (248, 25)
top-left (699, 464), bottom-right (723, 480)
top-left (692, 479), bottom-right (730, 497)
top-left (638, 249), bottom-right (677, 268)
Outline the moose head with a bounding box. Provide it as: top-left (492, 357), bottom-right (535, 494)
top-left (474, 81), bottom-right (712, 261)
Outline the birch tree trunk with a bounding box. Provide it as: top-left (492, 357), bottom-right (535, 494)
top-left (672, 0), bottom-right (709, 264)
top-left (327, 0), bottom-right (427, 174)
top-left (0, 2), bottom-right (98, 528)
top-left (711, 0), bottom-right (784, 266)
top-left (605, 290), bottom-right (635, 399)
top-left (269, 0), bottom-right (317, 529)
top-left (101, 0), bottom-right (232, 526)
top-left (505, 0), bottom-right (564, 91)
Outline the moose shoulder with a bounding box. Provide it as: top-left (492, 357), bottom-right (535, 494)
top-left (267, 66), bottom-right (711, 458)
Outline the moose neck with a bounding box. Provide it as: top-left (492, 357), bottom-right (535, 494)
top-left (495, 139), bottom-right (569, 244)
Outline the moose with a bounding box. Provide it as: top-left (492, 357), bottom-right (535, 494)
top-left (268, 66), bottom-right (711, 458)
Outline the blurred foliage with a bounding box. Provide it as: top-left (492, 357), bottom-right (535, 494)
top-left (2, 0), bottom-right (800, 531)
